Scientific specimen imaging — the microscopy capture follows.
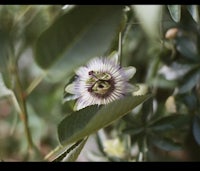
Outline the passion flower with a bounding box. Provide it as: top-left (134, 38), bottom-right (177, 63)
top-left (64, 53), bottom-right (137, 111)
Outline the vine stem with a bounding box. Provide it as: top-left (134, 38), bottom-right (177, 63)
top-left (136, 136), bottom-right (148, 161)
top-left (13, 62), bottom-right (35, 156)
top-left (118, 32), bottom-right (122, 64)
top-left (25, 72), bottom-right (47, 96)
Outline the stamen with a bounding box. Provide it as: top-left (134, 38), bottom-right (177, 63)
top-left (88, 70), bottom-right (98, 80)
top-left (88, 71), bottom-right (94, 75)
top-left (87, 87), bottom-right (93, 92)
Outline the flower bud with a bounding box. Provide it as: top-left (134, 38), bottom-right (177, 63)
top-left (165, 28), bottom-right (179, 39)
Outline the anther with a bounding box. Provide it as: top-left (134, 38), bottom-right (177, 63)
top-left (88, 71), bottom-right (94, 75)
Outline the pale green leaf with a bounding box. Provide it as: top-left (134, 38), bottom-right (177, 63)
top-left (187, 5), bottom-right (199, 23)
top-left (45, 137), bottom-right (88, 162)
top-left (167, 5), bottom-right (181, 23)
top-left (61, 137), bottom-right (88, 162)
top-left (133, 5), bottom-right (162, 39)
top-left (0, 73), bottom-right (22, 114)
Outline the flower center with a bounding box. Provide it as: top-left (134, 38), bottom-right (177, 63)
top-left (87, 71), bottom-right (114, 97)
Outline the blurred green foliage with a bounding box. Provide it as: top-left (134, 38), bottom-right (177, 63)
top-left (1, 5), bottom-right (200, 161)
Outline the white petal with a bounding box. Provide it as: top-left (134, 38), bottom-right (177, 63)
top-left (124, 66), bottom-right (136, 79)
top-left (76, 66), bottom-right (89, 77)
top-left (65, 83), bottom-right (76, 94)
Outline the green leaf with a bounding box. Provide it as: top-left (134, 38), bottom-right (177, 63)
top-left (181, 92), bottom-right (198, 110)
top-left (149, 134), bottom-right (182, 151)
top-left (58, 94), bottom-right (151, 146)
top-left (46, 137), bottom-right (88, 162)
top-left (0, 6), bottom-right (15, 33)
top-left (149, 114), bottom-right (190, 132)
top-left (0, 27), bottom-right (14, 89)
top-left (24, 5), bottom-right (61, 46)
top-left (123, 127), bottom-right (144, 136)
top-left (193, 115), bottom-right (200, 145)
top-left (61, 137), bottom-right (88, 161)
top-left (178, 69), bottom-right (200, 94)
top-left (0, 30), bottom-right (10, 73)
top-left (176, 36), bottom-right (199, 62)
top-left (167, 5), bottom-right (181, 23)
top-left (34, 5), bottom-right (125, 82)
top-left (186, 5), bottom-right (199, 23)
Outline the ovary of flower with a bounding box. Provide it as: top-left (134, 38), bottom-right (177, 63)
top-left (103, 138), bottom-right (125, 158)
top-left (64, 53), bottom-right (137, 111)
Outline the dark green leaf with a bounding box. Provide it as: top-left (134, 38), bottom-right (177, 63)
top-left (24, 6), bottom-right (61, 46)
top-left (149, 134), bottom-right (182, 151)
top-left (0, 30), bottom-right (10, 73)
top-left (181, 92), bottom-right (198, 110)
top-left (167, 5), bottom-right (181, 23)
top-left (176, 36), bottom-right (199, 62)
top-left (58, 94), bottom-right (151, 146)
top-left (141, 97), bottom-right (153, 123)
top-left (123, 127), bottom-right (144, 136)
top-left (193, 115), bottom-right (200, 145)
top-left (149, 114), bottom-right (190, 132)
top-left (0, 27), bottom-right (14, 89)
top-left (178, 69), bottom-right (200, 94)
top-left (34, 5), bottom-right (125, 82)
top-left (0, 6), bottom-right (15, 33)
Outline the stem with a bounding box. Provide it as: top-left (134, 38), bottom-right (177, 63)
top-left (142, 136), bottom-right (148, 161)
top-left (44, 146), bottom-right (62, 161)
top-left (118, 32), bottom-right (122, 64)
top-left (145, 54), bottom-right (160, 84)
top-left (25, 72), bottom-right (46, 96)
top-left (10, 92), bottom-right (21, 135)
top-left (136, 136), bottom-right (148, 161)
top-left (13, 62), bottom-right (34, 152)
